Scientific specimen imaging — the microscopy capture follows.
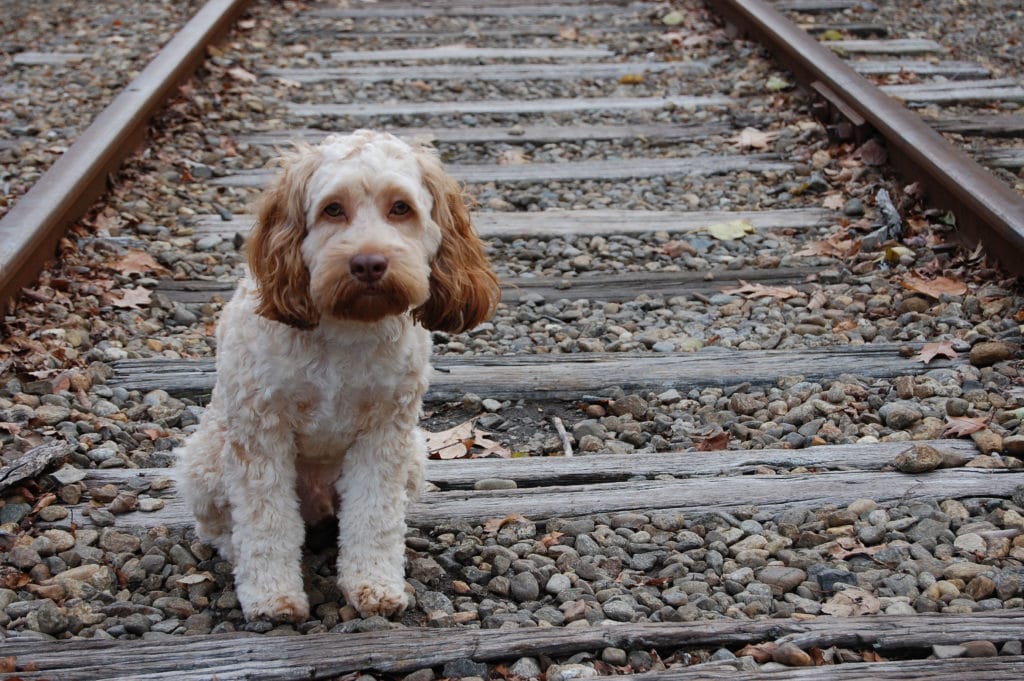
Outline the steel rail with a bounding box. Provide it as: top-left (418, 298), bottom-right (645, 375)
top-left (0, 0), bottom-right (252, 311)
top-left (711, 0), bottom-right (1024, 274)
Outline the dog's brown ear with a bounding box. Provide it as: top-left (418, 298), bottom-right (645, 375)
top-left (247, 147), bottom-right (322, 329)
top-left (413, 149), bottom-right (500, 333)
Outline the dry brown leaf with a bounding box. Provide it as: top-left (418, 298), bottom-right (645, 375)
top-left (425, 419), bottom-right (509, 459)
top-left (737, 642), bottom-right (778, 663)
top-left (723, 280), bottom-right (802, 300)
top-left (853, 138), bottom-right (888, 166)
top-left (730, 126), bottom-right (777, 150)
top-left (107, 287), bottom-right (152, 309)
top-left (109, 249), bottom-right (168, 276)
top-left (795, 234), bottom-right (861, 258)
top-left (498, 149), bottom-right (529, 165)
top-left (821, 587), bottom-right (880, 617)
top-left (0, 422), bottom-right (21, 435)
top-left (822, 193), bottom-right (846, 210)
top-left (827, 537), bottom-right (888, 560)
top-left (695, 431), bottom-right (729, 451)
top-left (943, 415), bottom-right (989, 437)
top-left (540, 530), bottom-right (565, 548)
top-left (483, 513), bottom-right (530, 533)
top-left (902, 273), bottom-right (967, 299)
top-left (915, 340), bottom-right (958, 364)
top-left (558, 27), bottom-right (578, 41)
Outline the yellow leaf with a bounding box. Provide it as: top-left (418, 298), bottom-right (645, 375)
top-left (618, 73), bottom-right (645, 85)
top-left (705, 219), bottom-right (755, 240)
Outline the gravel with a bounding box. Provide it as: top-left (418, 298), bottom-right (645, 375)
top-left (0, 0), bottom-right (1023, 676)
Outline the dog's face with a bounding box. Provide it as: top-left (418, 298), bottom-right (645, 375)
top-left (247, 130), bottom-right (499, 332)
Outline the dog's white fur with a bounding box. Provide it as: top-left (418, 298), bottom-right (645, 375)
top-left (175, 130), bottom-right (499, 622)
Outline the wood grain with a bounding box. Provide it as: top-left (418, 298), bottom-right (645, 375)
top-left (3, 613), bottom-right (1022, 679)
top-left (211, 154), bottom-right (793, 187)
top-left (108, 343), bottom-right (964, 399)
top-left (191, 207), bottom-right (832, 239)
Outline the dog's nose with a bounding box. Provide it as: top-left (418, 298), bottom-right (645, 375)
top-left (350, 253), bottom-right (389, 284)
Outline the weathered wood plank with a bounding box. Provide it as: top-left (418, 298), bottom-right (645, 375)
top-left (774, 0), bottom-right (861, 11)
top-left (849, 59), bottom-right (989, 79)
top-left (0, 442), bottom-right (72, 493)
top-left (54, 467), bottom-right (1023, 531)
top-left (881, 79), bottom-right (1024, 104)
top-left (191, 207), bottom-right (832, 239)
top-left (211, 154), bottom-right (794, 187)
top-left (284, 94), bottom-right (733, 119)
top-left (928, 114), bottom-right (1024, 137)
top-left (265, 61), bottom-right (708, 83)
top-left (824, 39), bottom-right (946, 55)
top-left (325, 46), bottom-right (615, 62)
top-left (83, 439), bottom-right (978, 491)
top-left (617, 658), bottom-right (1024, 681)
top-left (975, 148), bottom-right (1024, 170)
top-left (239, 121), bottom-right (734, 147)
top-left (156, 266), bottom-right (827, 304)
top-left (4, 613), bottom-right (1023, 680)
top-left (11, 51), bottom-right (91, 66)
top-left (310, 4), bottom-right (655, 18)
top-left (108, 343), bottom-right (965, 400)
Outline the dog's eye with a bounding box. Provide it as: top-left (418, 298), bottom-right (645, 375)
top-left (390, 200), bottom-right (411, 217)
top-left (323, 202), bottom-right (344, 218)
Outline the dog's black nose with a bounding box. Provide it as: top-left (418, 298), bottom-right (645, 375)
top-left (350, 253), bottom-right (389, 284)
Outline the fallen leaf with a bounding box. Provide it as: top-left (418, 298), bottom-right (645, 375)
top-left (540, 530), bottom-right (565, 548)
top-left (737, 642), bottom-right (779, 663)
top-left (497, 149), bottom-right (529, 165)
top-left (827, 536), bottom-right (889, 560)
top-left (0, 422), bottom-right (21, 435)
top-left (618, 73), bottom-right (645, 85)
top-left (658, 240), bottom-right (696, 258)
top-left (108, 249), bottom-right (168, 276)
top-left (943, 415), bottom-right (989, 437)
top-left (661, 10), bottom-right (685, 26)
top-left (765, 75), bottom-right (792, 91)
top-left (819, 29), bottom-right (844, 41)
top-left (730, 127), bottom-right (777, 150)
top-left (227, 66), bottom-right (257, 83)
top-left (704, 219), bottom-right (755, 240)
top-left (853, 138), bottom-right (887, 166)
top-left (821, 587), bottom-right (880, 616)
top-left (176, 572), bottom-right (214, 585)
top-left (106, 287), bottom-right (152, 309)
top-left (483, 512), bottom-right (530, 533)
top-left (695, 431), bottom-right (729, 451)
top-left (558, 27), bottom-right (578, 41)
top-left (425, 419), bottom-right (510, 459)
top-left (822, 193), bottom-right (845, 210)
top-left (902, 273), bottom-right (967, 299)
top-left (723, 280), bottom-right (802, 300)
top-left (795, 233), bottom-right (861, 258)
top-left (915, 340), bottom-right (958, 364)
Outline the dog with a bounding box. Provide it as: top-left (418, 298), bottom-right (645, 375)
top-left (175, 130), bottom-right (499, 622)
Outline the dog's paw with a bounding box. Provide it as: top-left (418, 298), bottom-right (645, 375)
top-left (242, 593), bottom-right (310, 623)
top-left (340, 577), bottom-right (409, 618)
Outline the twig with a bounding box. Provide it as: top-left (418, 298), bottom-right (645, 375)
top-left (550, 416), bottom-right (573, 458)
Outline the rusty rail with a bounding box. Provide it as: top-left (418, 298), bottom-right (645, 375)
top-left (711, 0), bottom-right (1024, 274)
top-left (0, 0), bottom-right (251, 311)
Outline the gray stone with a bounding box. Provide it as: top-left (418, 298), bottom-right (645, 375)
top-left (546, 573), bottom-right (572, 595)
top-left (442, 658), bottom-right (488, 679)
top-left (510, 572), bottom-right (539, 602)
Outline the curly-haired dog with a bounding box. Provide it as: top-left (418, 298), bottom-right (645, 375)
top-left (176, 130), bottom-right (500, 622)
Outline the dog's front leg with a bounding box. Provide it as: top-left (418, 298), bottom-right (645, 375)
top-left (335, 427), bottom-right (423, 618)
top-left (225, 437), bottom-right (309, 623)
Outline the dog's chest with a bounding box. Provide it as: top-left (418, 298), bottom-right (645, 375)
top-left (287, 329), bottom-right (429, 462)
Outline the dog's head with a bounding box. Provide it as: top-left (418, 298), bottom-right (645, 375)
top-left (247, 130), bottom-right (499, 332)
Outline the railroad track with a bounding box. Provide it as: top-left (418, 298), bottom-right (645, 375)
top-left (0, 0), bottom-right (1023, 678)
